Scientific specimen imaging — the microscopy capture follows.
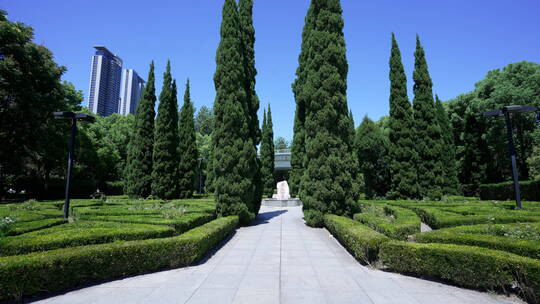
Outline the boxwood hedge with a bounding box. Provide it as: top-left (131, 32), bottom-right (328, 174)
top-left (380, 241), bottom-right (540, 304)
top-left (4, 218), bottom-right (68, 236)
top-left (324, 214), bottom-right (389, 264)
top-left (354, 205), bottom-right (420, 240)
top-left (0, 221), bottom-right (175, 256)
top-left (0, 216), bottom-right (238, 302)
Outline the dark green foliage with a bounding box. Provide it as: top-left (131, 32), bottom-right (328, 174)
top-left (299, 0), bottom-right (358, 220)
top-left (194, 106), bottom-right (214, 136)
top-left (0, 221), bottom-right (175, 256)
top-left (212, 0), bottom-right (259, 225)
top-left (152, 62), bottom-right (180, 199)
top-left (380, 241), bottom-right (540, 303)
top-left (260, 105), bottom-right (275, 197)
top-left (324, 214), bottom-right (389, 264)
top-left (274, 137), bottom-right (290, 150)
top-left (289, 2), bottom-right (315, 197)
top-left (303, 209), bottom-right (324, 228)
top-left (354, 204), bottom-right (420, 240)
top-left (125, 62), bottom-right (156, 198)
top-left (479, 180), bottom-right (540, 201)
top-left (412, 36), bottom-right (445, 200)
top-left (387, 34), bottom-right (419, 199)
top-left (0, 216), bottom-right (238, 302)
top-left (435, 96), bottom-right (459, 194)
top-left (178, 80), bottom-right (198, 198)
top-left (355, 116), bottom-right (391, 199)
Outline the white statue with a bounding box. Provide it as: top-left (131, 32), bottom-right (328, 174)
top-left (276, 181), bottom-right (291, 200)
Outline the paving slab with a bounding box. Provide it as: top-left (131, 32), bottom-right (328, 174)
top-left (31, 206), bottom-right (522, 304)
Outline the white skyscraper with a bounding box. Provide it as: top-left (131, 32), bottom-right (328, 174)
top-left (119, 69), bottom-right (145, 115)
top-left (87, 46), bottom-right (123, 116)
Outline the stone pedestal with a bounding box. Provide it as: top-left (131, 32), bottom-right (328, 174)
top-left (262, 180), bottom-right (302, 207)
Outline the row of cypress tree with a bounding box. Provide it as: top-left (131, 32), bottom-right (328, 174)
top-left (210, 0), bottom-right (262, 225)
top-left (388, 35), bottom-right (458, 200)
top-left (260, 104), bottom-right (275, 198)
top-left (290, 0), bottom-right (359, 227)
top-left (124, 61), bottom-right (198, 200)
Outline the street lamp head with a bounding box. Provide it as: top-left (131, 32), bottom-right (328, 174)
top-left (75, 113), bottom-right (96, 123)
top-left (53, 111), bottom-right (75, 119)
top-left (53, 111), bottom-right (95, 123)
top-left (502, 105), bottom-right (537, 113)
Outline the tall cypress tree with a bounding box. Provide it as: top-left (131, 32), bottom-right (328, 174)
top-left (300, 0), bottom-right (357, 227)
top-left (125, 61), bottom-right (156, 198)
top-left (435, 95), bottom-right (459, 194)
top-left (260, 104), bottom-right (275, 197)
top-left (239, 0), bottom-right (262, 214)
top-left (151, 61), bottom-right (180, 199)
top-left (290, 2), bottom-right (315, 197)
top-left (412, 36), bottom-right (444, 199)
top-left (213, 0), bottom-right (258, 225)
top-left (178, 79), bottom-right (198, 198)
top-left (388, 33), bottom-right (419, 199)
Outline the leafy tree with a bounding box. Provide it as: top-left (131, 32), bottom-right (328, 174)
top-left (412, 36), bottom-right (444, 199)
top-left (151, 62), bottom-right (180, 199)
top-left (290, 2), bottom-right (315, 197)
top-left (178, 79), bottom-right (198, 198)
top-left (260, 105), bottom-right (275, 197)
top-left (194, 106), bottom-right (214, 136)
top-left (274, 137), bottom-right (290, 150)
top-left (435, 95), bottom-right (459, 194)
top-left (355, 116), bottom-right (391, 199)
top-left (212, 0), bottom-right (259, 225)
top-left (528, 128), bottom-right (540, 179)
top-left (125, 62), bottom-right (156, 198)
top-left (299, 0), bottom-right (358, 226)
top-left (387, 33), bottom-right (419, 199)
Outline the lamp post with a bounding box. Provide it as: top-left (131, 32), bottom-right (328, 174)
top-left (53, 112), bottom-right (95, 218)
top-left (483, 105), bottom-right (538, 209)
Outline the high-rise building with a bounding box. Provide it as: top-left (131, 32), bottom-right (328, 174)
top-left (87, 46), bottom-right (123, 116)
top-left (119, 69), bottom-right (145, 115)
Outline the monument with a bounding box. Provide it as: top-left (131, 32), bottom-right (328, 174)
top-left (262, 180), bottom-right (302, 207)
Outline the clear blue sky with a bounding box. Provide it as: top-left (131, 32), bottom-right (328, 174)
top-left (3, 0), bottom-right (540, 141)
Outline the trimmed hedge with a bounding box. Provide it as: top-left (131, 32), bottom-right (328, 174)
top-left (380, 241), bottom-right (540, 304)
top-left (90, 213), bottom-right (215, 234)
top-left (354, 205), bottom-right (420, 240)
top-left (0, 221), bottom-right (175, 256)
top-left (324, 214), bottom-right (389, 263)
top-left (416, 230), bottom-right (540, 259)
top-left (4, 218), bottom-right (68, 236)
top-left (480, 180), bottom-right (540, 201)
top-left (0, 216), bottom-right (238, 301)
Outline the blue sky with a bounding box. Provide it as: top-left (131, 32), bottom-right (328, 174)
top-left (3, 0), bottom-right (540, 140)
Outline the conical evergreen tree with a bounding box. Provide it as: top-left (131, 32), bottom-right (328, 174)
top-left (239, 0), bottom-right (262, 214)
top-left (212, 0), bottom-right (258, 225)
top-left (412, 36), bottom-right (444, 199)
top-left (435, 95), bottom-right (459, 194)
top-left (300, 0), bottom-right (357, 227)
top-left (125, 61), bottom-right (156, 198)
top-left (388, 33), bottom-right (419, 199)
top-left (260, 104), bottom-right (275, 197)
top-left (151, 62), bottom-right (180, 199)
top-left (178, 79), bottom-right (198, 198)
top-left (355, 116), bottom-right (391, 199)
top-left (290, 2), bottom-right (315, 197)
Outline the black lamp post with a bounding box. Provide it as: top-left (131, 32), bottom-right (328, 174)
top-left (483, 105), bottom-right (538, 209)
top-left (53, 112), bottom-right (95, 218)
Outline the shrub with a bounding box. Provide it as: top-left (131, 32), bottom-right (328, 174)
top-left (0, 216), bottom-right (238, 302)
top-left (5, 218), bottom-right (67, 236)
top-left (304, 209), bottom-right (324, 227)
top-left (480, 180), bottom-right (540, 201)
top-left (103, 181), bottom-right (124, 195)
top-left (89, 213), bottom-right (215, 234)
top-left (354, 204), bottom-right (420, 240)
top-left (324, 214), bottom-right (389, 263)
top-left (380, 241), bottom-right (540, 304)
top-left (0, 221), bottom-right (175, 256)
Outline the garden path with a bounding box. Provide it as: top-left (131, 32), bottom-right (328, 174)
top-left (32, 206), bottom-right (521, 304)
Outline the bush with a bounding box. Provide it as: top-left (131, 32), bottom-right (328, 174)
top-left (304, 209), bottom-right (324, 227)
top-left (324, 214), bottom-right (389, 263)
top-left (89, 213), bottom-right (215, 234)
top-left (0, 216), bottom-right (238, 302)
top-left (354, 204), bottom-right (420, 240)
top-left (461, 184), bottom-right (479, 197)
top-left (480, 180), bottom-right (540, 201)
top-left (0, 221), bottom-right (175, 256)
top-left (380, 241), bottom-right (540, 304)
top-left (4, 218), bottom-right (67, 236)
top-left (103, 181), bottom-right (124, 196)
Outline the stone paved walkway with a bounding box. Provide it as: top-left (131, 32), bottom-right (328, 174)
top-left (33, 206), bottom-right (521, 304)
